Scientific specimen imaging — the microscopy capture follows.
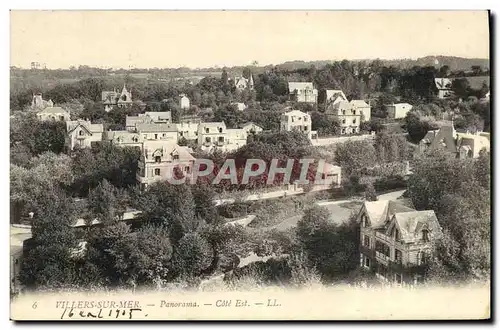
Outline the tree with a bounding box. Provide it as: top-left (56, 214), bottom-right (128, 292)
top-left (404, 111), bottom-right (439, 143)
top-left (451, 78), bottom-right (471, 100)
top-left (172, 233), bottom-right (213, 277)
top-left (296, 206), bottom-right (360, 279)
top-left (408, 152), bottom-right (490, 282)
top-left (439, 65), bottom-right (450, 77)
top-left (88, 179), bottom-right (129, 224)
top-left (471, 65), bottom-right (482, 76)
top-left (364, 182), bottom-right (378, 201)
top-left (19, 188), bottom-right (80, 290)
top-left (334, 140), bottom-right (377, 176)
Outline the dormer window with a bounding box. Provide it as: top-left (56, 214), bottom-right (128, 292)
top-left (218, 127), bottom-right (223, 133)
top-left (173, 154), bottom-right (180, 160)
top-left (361, 215), bottom-right (368, 227)
top-left (422, 229), bottom-right (429, 242)
top-left (79, 130), bottom-right (84, 136)
top-left (155, 156), bottom-right (161, 163)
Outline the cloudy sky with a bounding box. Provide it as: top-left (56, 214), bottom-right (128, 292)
top-left (10, 10), bottom-right (490, 69)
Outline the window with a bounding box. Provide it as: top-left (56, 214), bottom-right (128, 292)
top-left (79, 130), bottom-right (84, 136)
top-left (395, 273), bottom-right (402, 284)
top-left (185, 166), bottom-right (191, 174)
top-left (362, 215), bottom-right (368, 227)
top-left (155, 156), bottom-right (161, 163)
top-left (353, 119), bottom-right (357, 124)
top-left (205, 137), bottom-right (211, 143)
top-left (395, 228), bottom-right (401, 241)
top-left (59, 115), bottom-right (65, 121)
top-left (304, 126), bottom-right (308, 131)
top-left (154, 169), bottom-right (160, 176)
top-left (218, 136), bottom-right (224, 142)
top-left (173, 155), bottom-right (180, 160)
top-left (375, 240), bottom-right (391, 257)
top-left (364, 257), bottom-right (370, 268)
top-left (395, 249), bottom-right (402, 263)
top-left (218, 127), bottom-right (223, 133)
top-left (205, 128), bottom-right (210, 133)
top-left (341, 128), bottom-right (345, 134)
top-left (163, 133), bottom-right (166, 137)
top-left (342, 110), bottom-right (346, 115)
top-left (342, 119), bottom-right (346, 124)
top-left (180, 132), bottom-right (184, 136)
top-left (422, 229), bottom-right (429, 242)
top-left (154, 134), bottom-right (158, 139)
top-left (418, 251), bottom-right (429, 265)
top-left (291, 117), bottom-right (295, 122)
top-left (352, 110), bottom-right (356, 115)
top-left (364, 235), bottom-right (370, 247)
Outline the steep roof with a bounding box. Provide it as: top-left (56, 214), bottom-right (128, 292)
top-left (435, 78), bottom-right (453, 90)
top-left (393, 210), bottom-right (442, 243)
top-left (239, 122), bottom-right (262, 129)
top-left (420, 123), bottom-right (457, 154)
top-left (37, 106), bottom-right (69, 115)
top-left (325, 89), bottom-right (347, 102)
top-left (143, 140), bottom-right (195, 162)
top-left (282, 109), bottom-right (309, 117)
top-left (106, 130), bottom-right (142, 143)
top-left (363, 199), bottom-right (415, 228)
top-left (66, 120), bottom-right (103, 134)
top-left (350, 100), bottom-right (370, 108)
top-left (199, 122), bottom-right (227, 129)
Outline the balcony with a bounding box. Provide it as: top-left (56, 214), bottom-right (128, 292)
top-left (375, 251), bottom-right (391, 265)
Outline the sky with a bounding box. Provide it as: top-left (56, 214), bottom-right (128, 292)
top-left (10, 10), bottom-right (490, 69)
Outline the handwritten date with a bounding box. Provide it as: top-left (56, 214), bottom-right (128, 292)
top-left (60, 307), bottom-right (144, 320)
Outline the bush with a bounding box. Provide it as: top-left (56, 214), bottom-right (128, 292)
top-left (373, 175), bottom-right (407, 192)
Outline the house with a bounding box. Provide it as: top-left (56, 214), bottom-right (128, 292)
top-left (239, 122), bottom-right (263, 135)
top-left (179, 94), bottom-right (190, 109)
top-left (358, 199), bottom-right (443, 285)
top-left (234, 75), bottom-right (254, 90)
top-left (125, 111), bottom-right (172, 131)
top-left (65, 120), bottom-right (104, 150)
top-left (105, 130), bottom-right (143, 148)
top-left (350, 100), bottom-right (371, 122)
top-left (226, 129), bottom-right (248, 151)
top-left (31, 93), bottom-right (54, 110)
top-left (143, 111), bottom-right (172, 124)
top-left (136, 140), bottom-right (196, 190)
top-left (36, 106), bottom-right (71, 122)
top-left (197, 122), bottom-right (248, 152)
top-left (319, 162), bottom-right (342, 187)
top-left (435, 78), bottom-right (453, 99)
top-left (135, 123), bottom-right (178, 144)
top-left (231, 102), bottom-right (247, 111)
top-left (386, 103), bottom-right (413, 119)
top-left (325, 89), bottom-right (348, 106)
top-left (280, 110), bottom-right (318, 140)
top-left (102, 85), bottom-right (133, 112)
top-left (288, 82), bottom-right (318, 104)
top-left (419, 122), bottom-right (490, 158)
top-left (325, 101), bottom-right (361, 135)
top-left (176, 122), bottom-right (199, 141)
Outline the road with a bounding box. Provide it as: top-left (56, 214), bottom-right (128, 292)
top-left (259, 189), bottom-right (407, 232)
